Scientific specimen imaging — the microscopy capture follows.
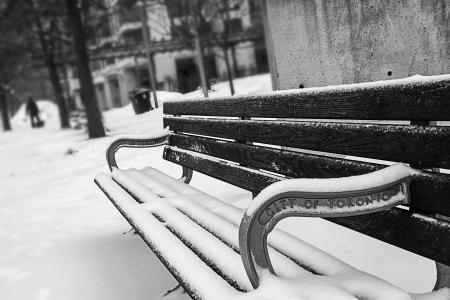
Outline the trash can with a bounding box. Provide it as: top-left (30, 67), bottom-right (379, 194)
top-left (129, 88), bottom-right (152, 114)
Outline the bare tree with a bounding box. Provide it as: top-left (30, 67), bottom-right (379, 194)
top-left (161, 0), bottom-right (248, 96)
top-left (0, 1), bottom-right (33, 131)
top-left (208, 0), bottom-right (245, 95)
top-left (137, 0), bottom-right (160, 107)
top-left (27, 0), bottom-right (71, 129)
top-left (64, 0), bottom-right (105, 138)
top-left (161, 0), bottom-right (212, 96)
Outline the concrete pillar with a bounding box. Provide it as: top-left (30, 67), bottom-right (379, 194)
top-left (134, 56), bottom-right (141, 87)
top-left (261, 0), bottom-right (450, 89)
top-left (95, 83), bottom-right (107, 110)
top-left (117, 73), bottom-right (128, 107)
top-left (103, 79), bottom-right (113, 109)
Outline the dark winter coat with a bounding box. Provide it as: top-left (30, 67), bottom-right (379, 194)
top-left (26, 99), bottom-right (39, 116)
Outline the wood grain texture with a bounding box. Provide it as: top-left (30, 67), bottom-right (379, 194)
top-left (163, 77), bottom-right (450, 120)
top-left (163, 146), bottom-right (282, 193)
top-left (169, 134), bottom-right (381, 177)
top-left (163, 146), bottom-right (450, 265)
top-left (164, 117), bottom-right (450, 169)
top-left (168, 134), bottom-right (450, 217)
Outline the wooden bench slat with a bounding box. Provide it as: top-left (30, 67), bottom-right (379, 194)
top-left (163, 75), bottom-right (450, 120)
top-left (146, 201), bottom-right (253, 292)
top-left (122, 169), bottom-right (181, 198)
top-left (164, 145), bottom-right (282, 191)
top-left (107, 170), bottom-right (311, 281)
top-left (164, 117), bottom-right (450, 169)
top-left (111, 169), bottom-right (355, 278)
top-left (163, 147), bottom-right (450, 266)
top-left (94, 173), bottom-right (240, 300)
top-left (168, 134), bottom-right (450, 217)
top-left (169, 133), bottom-right (381, 178)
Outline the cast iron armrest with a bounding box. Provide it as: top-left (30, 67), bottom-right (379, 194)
top-left (106, 128), bottom-right (193, 183)
top-left (239, 163), bottom-right (414, 289)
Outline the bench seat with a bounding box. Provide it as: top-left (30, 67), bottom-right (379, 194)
top-left (95, 168), bottom-right (346, 294)
top-left (95, 166), bottom-right (447, 300)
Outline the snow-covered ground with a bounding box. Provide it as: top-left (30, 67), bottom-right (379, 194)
top-left (0, 74), bottom-right (440, 300)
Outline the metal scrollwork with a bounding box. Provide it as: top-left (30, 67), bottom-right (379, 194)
top-left (239, 170), bottom-right (411, 288)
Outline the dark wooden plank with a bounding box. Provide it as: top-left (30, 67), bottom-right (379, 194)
top-left (163, 146), bottom-right (450, 266)
top-left (163, 76), bottom-right (450, 120)
top-left (163, 146), bottom-right (282, 193)
top-left (168, 133), bottom-right (381, 178)
top-left (169, 134), bottom-right (450, 217)
top-left (164, 117), bottom-right (450, 169)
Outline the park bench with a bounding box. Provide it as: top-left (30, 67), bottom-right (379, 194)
top-left (95, 74), bottom-right (450, 299)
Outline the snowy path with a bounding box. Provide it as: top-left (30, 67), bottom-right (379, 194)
top-left (0, 74), bottom-right (438, 299)
top-left (0, 108), bottom-right (191, 300)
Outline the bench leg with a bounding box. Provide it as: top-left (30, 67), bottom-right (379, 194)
top-left (181, 166), bottom-right (193, 184)
top-left (434, 262), bottom-right (450, 290)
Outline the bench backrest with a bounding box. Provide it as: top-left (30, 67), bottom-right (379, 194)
top-left (162, 75), bottom-right (450, 267)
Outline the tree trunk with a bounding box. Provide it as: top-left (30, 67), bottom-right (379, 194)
top-left (139, 2), bottom-right (158, 108)
top-left (61, 64), bottom-right (75, 111)
top-left (230, 44), bottom-right (239, 78)
top-left (195, 34), bottom-right (209, 98)
top-left (65, 0), bottom-right (105, 138)
top-left (133, 56), bottom-right (141, 87)
top-left (0, 90), bottom-right (12, 131)
top-left (223, 47), bottom-right (235, 95)
top-left (46, 54), bottom-right (70, 128)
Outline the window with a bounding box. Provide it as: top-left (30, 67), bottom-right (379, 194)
top-left (171, 25), bottom-right (188, 40)
top-left (224, 18), bottom-right (243, 34)
top-left (229, 0), bottom-right (240, 10)
top-left (123, 29), bottom-right (143, 44)
top-left (165, 0), bottom-right (185, 19)
top-left (118, 6), bottom-right (140, 25)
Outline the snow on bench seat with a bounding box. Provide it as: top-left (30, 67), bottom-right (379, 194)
top-left (95, 168), bottom-right (371, 289)
top-left (110, 168), bottom-right (357, 275)
top-left (95, 173), bottom-right (240, 300)
top-left (108, 169), bottom-right (309, 278)
top-left (96, 167), bottom-right (450, 300)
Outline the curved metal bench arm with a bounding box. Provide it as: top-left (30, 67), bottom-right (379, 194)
top-left (106, 129), bottom-right (193, 184)
top-left (239, 164), bottom-right (414, 288)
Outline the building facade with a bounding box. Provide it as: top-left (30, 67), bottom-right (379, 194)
top-left (70, 0), bottom-right (268, 110)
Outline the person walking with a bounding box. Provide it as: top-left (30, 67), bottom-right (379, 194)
top-left (26, 97), bottom-right (41, 128)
